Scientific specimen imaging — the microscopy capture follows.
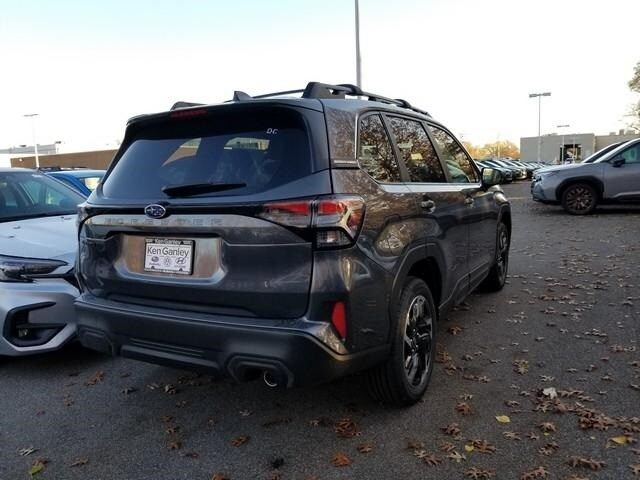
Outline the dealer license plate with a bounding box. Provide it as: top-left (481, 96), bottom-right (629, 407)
top-left (144, 238), bottom-right (194, 275)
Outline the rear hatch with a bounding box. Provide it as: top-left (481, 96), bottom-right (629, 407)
top-left (78, 103), bottom-right (332, 319)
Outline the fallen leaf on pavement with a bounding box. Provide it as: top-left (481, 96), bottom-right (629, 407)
top-left (357, 443), bottom-right (374, 454)
top-left (447, 451), bottom-right (466, 463)
top-left (85, 371), bottom-right (104, 386)
top-left (231, 436), bottom-right (249, 447)
top-left (495, 415), bottom-right (511, 423)
top-left (472, 439), bottom-right (496, 454)
top-left (465, 467), bottom-right (496, 479)
top-left (520, 465), bottom-right (549, 479)
top-left (70, 458), bottom-right (89, 467)
top-left (334, 418), bottom-right (360, 438)
top-left (567, 456), bottom-right (606, 470)
top-left (18, 447), bottom-right (37, 457)
top-left (28, 458), bottom-right (48, 477)
top-left (538, 422), bottom-right (556, 433)
top-left (456, 402), bottom-right (473, 416)
top-left (332, 452), bottom-right (352, 467)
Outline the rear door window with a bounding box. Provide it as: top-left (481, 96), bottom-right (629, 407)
top-left (102, 108), bottom-right (311, 199)
top-left (358, 114), bottom-right (401, 182)
top-left (428, 126), bottom-right (479, 183)
top-left (387, 116), bottom-right (446, 183)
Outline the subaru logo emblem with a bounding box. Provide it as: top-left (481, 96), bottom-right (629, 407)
top-left (144, 204), bottom-right (167, 219)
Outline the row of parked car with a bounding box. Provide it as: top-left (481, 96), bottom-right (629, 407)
top-left (474, 158), bottom-right (548, 183)
top-left (0, 82), bottom-right (514, 406)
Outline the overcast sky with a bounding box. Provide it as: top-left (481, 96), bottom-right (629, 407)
top-left (0, 0), bottom-right (638, 152)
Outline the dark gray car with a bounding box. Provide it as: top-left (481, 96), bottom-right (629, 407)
top-left (75, 82), bottom-right (511, 406)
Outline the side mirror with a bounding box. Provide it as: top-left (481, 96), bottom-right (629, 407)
top-left (611, 156), bottom-right (625, 168)
top-left (481, 167), bottom-right (503, 188)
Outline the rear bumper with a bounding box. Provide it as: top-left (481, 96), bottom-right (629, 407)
top-left (75, 295), bottom-right (388, 387)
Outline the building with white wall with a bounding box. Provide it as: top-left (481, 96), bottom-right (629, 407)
top-left (520, 131), bottom-right (639, 164)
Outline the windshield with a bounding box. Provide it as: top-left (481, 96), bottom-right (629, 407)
top-left (582, 143), bottom-right (621, 163)
top-left (0, 171), bottom-right (84, 223)
top-left (102, 108), bottom-right (311, 200)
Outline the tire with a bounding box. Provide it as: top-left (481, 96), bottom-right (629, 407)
top-left (481, 221), bottom-right (510, 292)
top-left (561, 183), bottom-right (597, 215)
top-left (367, 277), bottom-right (436, 407)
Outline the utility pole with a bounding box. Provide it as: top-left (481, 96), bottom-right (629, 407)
top-left (355, 0), bottom-right (362, 88)
top-left (529, 92), bottom-right (551, 162)
top-left (24, 113), bottom-right (40, 168)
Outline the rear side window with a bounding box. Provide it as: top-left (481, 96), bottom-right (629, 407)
top-left (388, 117), bottom-right (446, 183)
top-left (102, 108), bottom-right (311, 199)
top-left (358, 114), bottom-right (401, 182)
top-left (428, 126), bottom-right (479, 183)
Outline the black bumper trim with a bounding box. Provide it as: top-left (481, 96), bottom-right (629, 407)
top-left (75, 298), bottom-right (389, 387)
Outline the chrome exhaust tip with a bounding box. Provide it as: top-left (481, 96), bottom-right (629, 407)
top-left (263, 371), bottom-right (280, 388)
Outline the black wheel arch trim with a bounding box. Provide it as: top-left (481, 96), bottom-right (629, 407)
top-left (555, 176), bottom-right (604, 201)
top-left (389, 243), bottom-right (446, 337)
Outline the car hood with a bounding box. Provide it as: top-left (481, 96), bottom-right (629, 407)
top-left (536, 163), bottom-right (588, 174)
top-left (0, 215), bottom-right (77, 265)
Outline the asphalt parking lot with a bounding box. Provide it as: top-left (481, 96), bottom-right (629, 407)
top-left (1, 181), bottom-right (639, 480)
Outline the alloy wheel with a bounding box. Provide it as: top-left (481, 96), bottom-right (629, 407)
top-left (403, 295), bottom-right (433, 387)
top-left (496, 225), bottom-right (509, 283)
top-left (565, 186), bottom-right (595, 213)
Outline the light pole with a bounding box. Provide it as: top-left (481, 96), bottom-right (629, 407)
top-left (529, 92), bottom-right (551, 162)
top-left (354, 0), bottom-right (362, 88)
top-left (557, 124), bottom-right (570, 164)
top-left (23, 113), bottom-right (40, 168)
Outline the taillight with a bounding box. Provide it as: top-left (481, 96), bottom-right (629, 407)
top-left (259, 200), bottom-right (312, 228)
top-left (314, 196), bottom-right (365, 248)
top-left (257, 195), bottom-right (365, 249)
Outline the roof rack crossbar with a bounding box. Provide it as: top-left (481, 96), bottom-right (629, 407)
top-left (224, 81), bottom-right (430, 116)
top-left (253, 88), bottom-right (306, 99)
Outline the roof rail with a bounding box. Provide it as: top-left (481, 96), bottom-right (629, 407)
top-left (228, 82), bottom-right (431, 117)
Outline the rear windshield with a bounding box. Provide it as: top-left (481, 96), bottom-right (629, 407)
top-left (102, 108), bottom-right (311, 199)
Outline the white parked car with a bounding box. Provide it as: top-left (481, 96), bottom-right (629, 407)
top-left (0, 168), bottom-right (83, 355)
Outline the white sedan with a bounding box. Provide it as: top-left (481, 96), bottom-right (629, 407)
top-left (0, 168), bottom-right (83, 355)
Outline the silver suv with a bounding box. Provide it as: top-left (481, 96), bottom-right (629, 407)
top-left (531, 138), bottom-right (640, 214)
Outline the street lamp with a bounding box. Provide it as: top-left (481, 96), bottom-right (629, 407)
top-left (557, 124), bottom-right (570, 164)
top-left (23, 113), bottom-right (40, 168)
top-left (354, 0), bottom-right (362, 88)
top-left (529, 92), bottom-right (551, 162)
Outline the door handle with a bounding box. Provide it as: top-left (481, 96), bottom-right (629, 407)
top-left (420, 199), bottom-right (436, 212)
top-left (464, 197), bottom-right (474, 205)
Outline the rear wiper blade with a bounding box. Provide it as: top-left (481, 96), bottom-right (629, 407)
top-left (161, 182), bottom-right (246, 197)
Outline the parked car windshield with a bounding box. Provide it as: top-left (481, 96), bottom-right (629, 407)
top-left (78, 175), bottom-right (102, 191)
top-left (0, 171), bottom-right (84, 223)
top-left (582, 142), bottom-right (622, 163)
top-left (102, 108), bottom-right (311, 199)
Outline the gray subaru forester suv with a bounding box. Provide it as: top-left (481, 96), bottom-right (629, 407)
top-left (531, 138), bottom-right (640, 214)
top-left (75, 82), bottom-right (511, 406)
